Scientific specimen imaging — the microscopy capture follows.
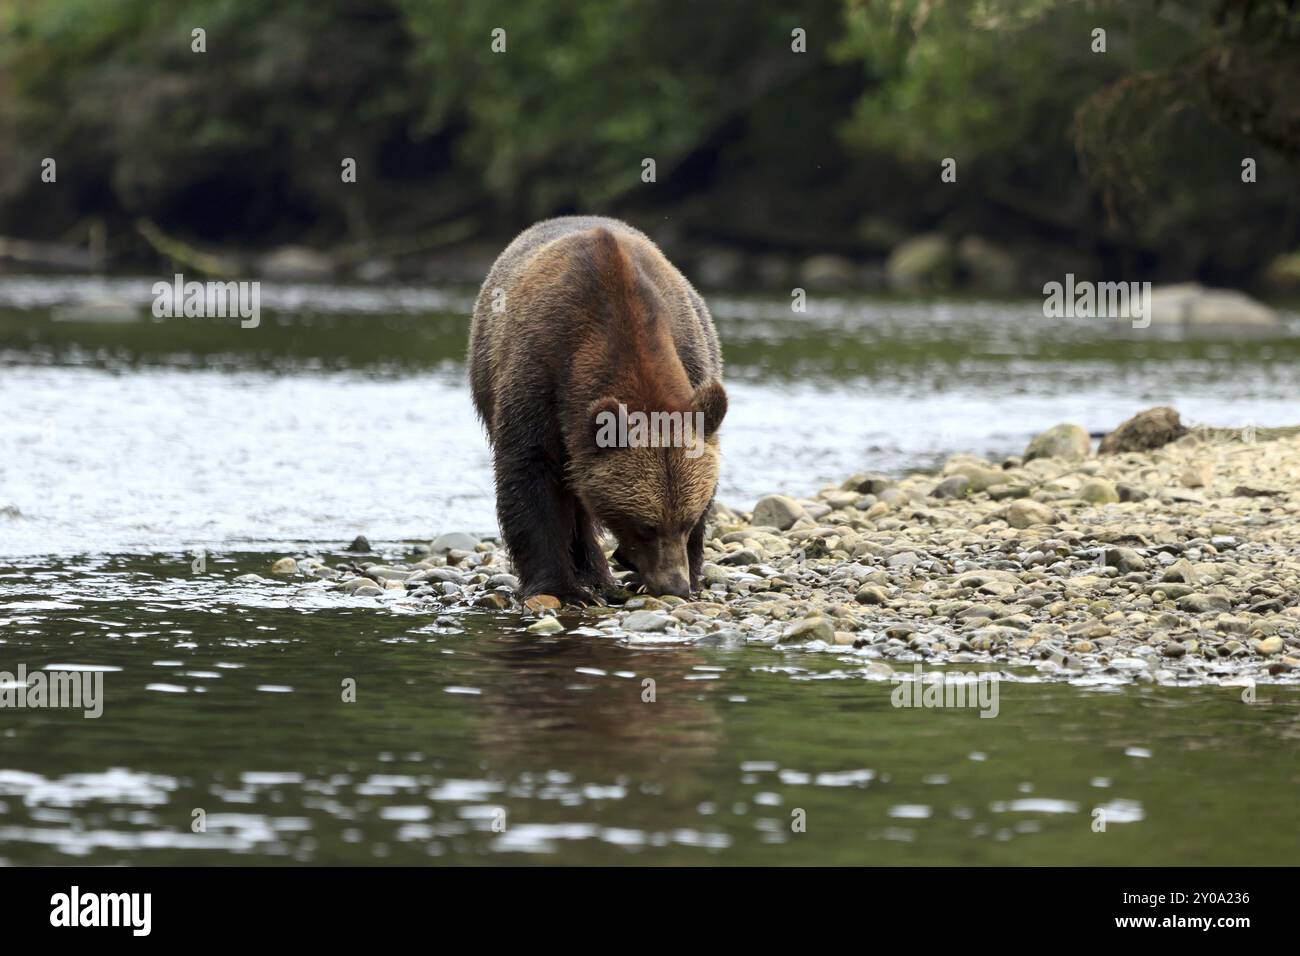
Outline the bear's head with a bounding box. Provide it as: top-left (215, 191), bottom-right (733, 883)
top-left (575, 380), bottom-right (727, 598)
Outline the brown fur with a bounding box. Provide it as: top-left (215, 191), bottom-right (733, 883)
top-left (469, 217), bottom-right (726, 602)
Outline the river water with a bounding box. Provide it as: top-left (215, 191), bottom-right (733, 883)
top-left (0, 277), bottom-right (1297, 864)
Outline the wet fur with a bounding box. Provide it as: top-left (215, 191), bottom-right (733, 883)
top-left (469, 216), bottom-right (725, 602)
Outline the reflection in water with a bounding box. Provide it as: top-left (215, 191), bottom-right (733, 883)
top-left (471, 633), bottom-right (723, 767)
top-left (0, 554), bottom-right (1297, 864)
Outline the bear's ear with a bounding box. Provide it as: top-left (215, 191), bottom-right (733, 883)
top-left (693, 380), bottom-right (728, 436)
top-left (586, 396), bottom-right (622, 452)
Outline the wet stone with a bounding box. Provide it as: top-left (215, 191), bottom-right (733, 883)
top-left (526, 616), bottom-right (565, 635)
top-left (622, 610), bottom-right (673, 632)
top-left (1177, 592), bottom-right (1232, 614)
top-left (781, 616), bottom-right (835, 644)
top-left (431, 532), bottom-right (480, 553)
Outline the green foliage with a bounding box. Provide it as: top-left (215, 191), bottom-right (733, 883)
top-left (834, 0), bottom-right (1300, 273)
top-left (1, 0), bottom-right (421, 240)
top-left (395, 0), bottom-right (837, 214)
top-left (1, 0), bottom-right (843, 239)
top-left (837, 0), bottom-right (1099, 162)
top-left (0, 0), bottom-right (1296, 282)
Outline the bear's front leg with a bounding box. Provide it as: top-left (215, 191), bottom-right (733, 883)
top-left (686, 505), bottom-right (709, 593)
top-left (572, 505), bottom-right (615, 596)
top-left (493, 442), bottom-right (591, 606)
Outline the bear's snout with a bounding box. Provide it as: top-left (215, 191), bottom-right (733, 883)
top-left (615, 537), bottom-right (691, 598)
top-left (637, 536), bottom-right (691, 597)
top-left (643, 570), bottom-right (690, 599)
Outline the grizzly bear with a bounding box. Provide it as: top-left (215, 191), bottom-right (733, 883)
top-left (469, 216), bottom-right (727, 604)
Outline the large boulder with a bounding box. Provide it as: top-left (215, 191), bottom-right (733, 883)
top-left (956, 235), bottom-right (1020, 292)
top-left (942, 457), bottom-right (1005, 492)
top-left (751, 494), bottom-right (806, 531)
top-left (1024, 423), bottom-right (1091, 462)
top-left (1099, 406), bottom-right (1189, 454)
top-left (885, 234), bottom-right (955, 291)
top-left (1264, 250), bottom-right (1300, 290)
top-left (1147, 284), bottom-right (1277, 330)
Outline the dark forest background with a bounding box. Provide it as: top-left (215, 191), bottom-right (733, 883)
top-left (1, 0), bottom-right (1298, 293)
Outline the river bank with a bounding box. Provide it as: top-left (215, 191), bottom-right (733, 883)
top-left (253, 411), bottom-right (1300, 688)
top-left (3, 400), bottom-right (1297, 864)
